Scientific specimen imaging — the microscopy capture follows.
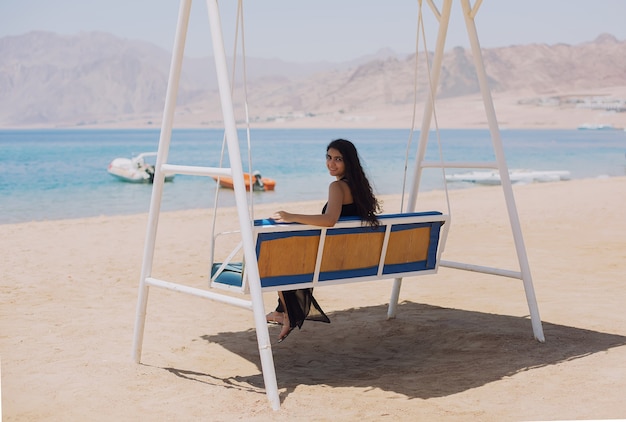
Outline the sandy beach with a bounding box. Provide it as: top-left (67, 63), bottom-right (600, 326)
top-left (2, 176), bottom-right (626, 421)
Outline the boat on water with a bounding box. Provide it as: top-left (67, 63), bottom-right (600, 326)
top-left (212, 171), bottom-right (276, 191)
top-left (107, 152), bottom-right (175, 183)
top-left (577, 123), bottom-right (619, 130)
top-left (445, 169), bottom-right (571, 185)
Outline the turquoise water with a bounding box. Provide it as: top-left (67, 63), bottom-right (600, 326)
top-left (1, 128), bottom-right (625, 224)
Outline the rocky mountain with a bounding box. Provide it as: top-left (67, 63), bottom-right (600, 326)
top-left (1, 31), bottom-right (625, 128)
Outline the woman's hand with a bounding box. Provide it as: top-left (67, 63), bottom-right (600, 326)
top-left (272, 210), bottom-right (294, 223)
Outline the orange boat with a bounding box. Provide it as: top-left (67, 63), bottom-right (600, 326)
top-left (213, 171), bottom-right (276, 191)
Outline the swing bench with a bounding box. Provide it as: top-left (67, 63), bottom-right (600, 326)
top-left (210, 211), bottom-right (449, 292)
top-left (133, 0), bottom-right (546, 411)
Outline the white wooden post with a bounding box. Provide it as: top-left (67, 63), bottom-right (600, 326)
top-left (133, 0), bottom-right (193, 363)
top-left (388, 0), bottom-right (453, 318)
top-left (204, 0), bottom-right (281, 409)
top-left (460, 0), bottom-right (544, 341)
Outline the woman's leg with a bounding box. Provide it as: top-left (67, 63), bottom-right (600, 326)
top-left (266, 297), bottom-right (284, 324)
top-left (277, 291), bottom-right (293, 341)
top-left (275, 289), bottom-right (327, 342)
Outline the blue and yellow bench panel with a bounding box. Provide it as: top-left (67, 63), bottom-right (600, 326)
top-left (211, 211), bottom-right (448, 292)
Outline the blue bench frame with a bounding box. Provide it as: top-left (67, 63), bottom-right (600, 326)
top-left (211, 211), bottom-right (448, 292)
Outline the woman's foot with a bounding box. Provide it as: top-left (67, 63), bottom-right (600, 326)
top-left (266, 311), bottom-right (284, 325)
top-left (277, 320), bottom-right (294, 343)
top-left (277, 311), bottom-right (295, 343)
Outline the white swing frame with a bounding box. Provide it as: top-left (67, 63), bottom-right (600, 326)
top-left (132, 0), bottom-right (545, 411)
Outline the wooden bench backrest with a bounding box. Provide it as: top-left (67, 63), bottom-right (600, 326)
top-left (252, 212), bottom-right (447, 291)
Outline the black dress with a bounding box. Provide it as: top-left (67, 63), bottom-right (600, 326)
top-left (278, 202), bottom-right (358, 330)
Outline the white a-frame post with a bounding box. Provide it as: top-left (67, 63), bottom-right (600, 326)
top-left (389, 0), bottom-right (544, 342)
top-left (131, 0), bottom-right (281, 410)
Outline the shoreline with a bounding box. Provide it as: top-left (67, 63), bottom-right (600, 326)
top-left (2, 124), bottom-right (618, 130)
top-left (2, 174), bottom-right (624, 227)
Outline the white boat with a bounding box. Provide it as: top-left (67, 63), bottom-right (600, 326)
top-left (107, 152), bottom-right (174, 183)
top-left (577, 123), bottom-right (618, 130)
top-left (445, 169), bottom-right (571, 185)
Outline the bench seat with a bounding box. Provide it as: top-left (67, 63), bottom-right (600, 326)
top-left (211, 211), bottom-right (448, 292)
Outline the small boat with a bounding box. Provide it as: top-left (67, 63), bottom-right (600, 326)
top-left (577, 123), bottom-right (619, 130)
top-left (213, 171), bottom-right (276, 191)
top-left (107, 152), bottom-right (174, 183)
top-left (446, 169), bottom-right (571, 185)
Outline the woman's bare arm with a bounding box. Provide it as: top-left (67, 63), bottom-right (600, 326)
top-left (273, 181), bottom-right (347, 227)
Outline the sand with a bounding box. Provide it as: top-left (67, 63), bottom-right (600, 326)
top-left (2, 176), bottom-right (626, 421)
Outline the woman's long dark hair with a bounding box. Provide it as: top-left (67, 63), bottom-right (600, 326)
top-left (327, 139), bottom-right (381, 227)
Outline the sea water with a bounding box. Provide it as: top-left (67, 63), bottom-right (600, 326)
top-left (1, 128), bottom-right (625, 224)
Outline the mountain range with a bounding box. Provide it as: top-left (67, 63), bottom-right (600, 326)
top-left (1, 31), bottom-right (625, 128)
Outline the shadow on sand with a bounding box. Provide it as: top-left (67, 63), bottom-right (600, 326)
top-left (166, 301), bottom-right (626, 400)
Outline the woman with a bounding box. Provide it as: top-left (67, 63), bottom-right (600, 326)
top-left (268, 138), bottom-right (381, 342)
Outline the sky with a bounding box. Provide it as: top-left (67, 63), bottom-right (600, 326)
top-left (1, 0), bottom-right (625, 62)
